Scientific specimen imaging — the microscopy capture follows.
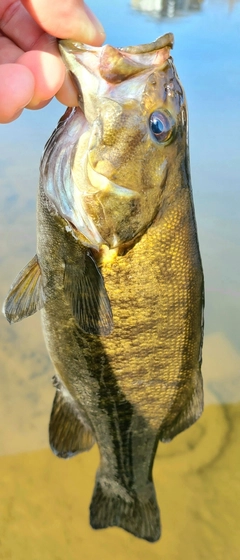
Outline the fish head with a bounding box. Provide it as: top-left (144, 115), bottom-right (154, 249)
top-left (57, 35), bottom-right (188, 249)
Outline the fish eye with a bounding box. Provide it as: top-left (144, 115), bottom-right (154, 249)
top-left (149, 110), bottom-right (175, 143)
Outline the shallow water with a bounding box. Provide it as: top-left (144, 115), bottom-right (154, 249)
top-left (0, 0), bottom-right (239, 557)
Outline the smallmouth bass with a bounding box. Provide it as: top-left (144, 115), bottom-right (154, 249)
top-left (3, 33), bottom-right (204, 542)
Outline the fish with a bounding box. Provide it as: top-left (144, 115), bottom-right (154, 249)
top-left (3, 33), bottom-right (204, 542)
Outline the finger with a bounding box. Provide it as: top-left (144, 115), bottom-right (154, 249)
top-left (27, 99), bottom-right (52, 111)
top-left (17, 35), bottom-right (65, 108)
top-left (0, 63), bottom-right (34, 123)
top-left (22, 0), bottom-right (105, 45)
top-left (0, 33), bottom-right (23, 63)
top-left (0, 0), bottom-right (43, 50)
top-left (55, 73), bottom-right (79, 107)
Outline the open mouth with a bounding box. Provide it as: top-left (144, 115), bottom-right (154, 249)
top-left (58, 33), bottom-right (173, 86)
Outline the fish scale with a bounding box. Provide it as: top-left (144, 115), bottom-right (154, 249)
top-left (99, 202), bottom-right (202, 424)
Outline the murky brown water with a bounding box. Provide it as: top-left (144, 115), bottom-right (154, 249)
top-left (0, 0), bottom-right (239, 558)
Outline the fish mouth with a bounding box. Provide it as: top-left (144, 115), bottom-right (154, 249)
top-left (58, 33), bottom-right (173, 85)
top-left (59, 33), bottom-right (173, 55)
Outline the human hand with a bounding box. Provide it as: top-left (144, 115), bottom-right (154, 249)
top-left (0, 0), bottom-right (105, 123)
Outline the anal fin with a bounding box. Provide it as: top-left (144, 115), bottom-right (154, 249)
top-left (49, 388), bottom-right (95, 458)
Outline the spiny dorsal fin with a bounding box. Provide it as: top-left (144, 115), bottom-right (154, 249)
top-left (64, 252), bottom-right (113, 336)
top-left (3, 254), bottom-right (45, 323)
top-left (49, 389), bottom-right (95, 458)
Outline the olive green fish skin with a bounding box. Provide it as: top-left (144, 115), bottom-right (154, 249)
top-left (3, 34), bottom-right (204, 542)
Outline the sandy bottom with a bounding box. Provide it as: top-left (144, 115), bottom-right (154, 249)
top-left (0, 401), bottom-right (239, 560)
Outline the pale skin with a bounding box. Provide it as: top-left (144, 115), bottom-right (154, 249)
top-left (0, 0), bottom-right (105, 123)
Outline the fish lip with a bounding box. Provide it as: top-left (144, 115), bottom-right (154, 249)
top-left (120, 33), bottom-right (174, 54)
top-left (58, 33), bottom-right (174, 56)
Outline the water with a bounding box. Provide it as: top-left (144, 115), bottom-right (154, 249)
top-left (0, 0), bottom-right (239, 557)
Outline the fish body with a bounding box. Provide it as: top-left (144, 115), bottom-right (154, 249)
top-left (3, 34), bottom-right (204, 542)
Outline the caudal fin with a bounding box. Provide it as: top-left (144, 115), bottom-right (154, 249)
top-left (90, 480), bottom-right (160, 542)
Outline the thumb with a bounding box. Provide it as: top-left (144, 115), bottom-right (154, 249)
top-left (21, 0), bottom-right (105, 45)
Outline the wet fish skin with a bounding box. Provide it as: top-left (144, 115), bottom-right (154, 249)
top-left (3, 33), bottom-right (204, 542)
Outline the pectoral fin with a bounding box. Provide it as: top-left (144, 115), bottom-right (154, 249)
top-left (64, 252), bottom-right (113, 336)
top-left (49, 388), bottom-right (95, 458)
top-left (3, 254), bottom-right (45, 323)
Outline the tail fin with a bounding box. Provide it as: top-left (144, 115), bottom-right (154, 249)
top-left (90, 480), bottom-right (160, 542)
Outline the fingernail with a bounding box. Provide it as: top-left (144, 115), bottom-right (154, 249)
top-left (83, 4), bottom-right (105, 41)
